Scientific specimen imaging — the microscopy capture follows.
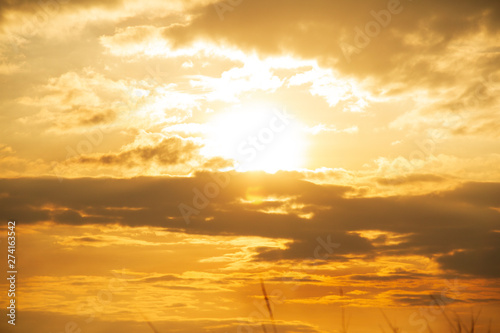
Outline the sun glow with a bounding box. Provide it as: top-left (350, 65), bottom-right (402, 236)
top-left (203, 104), bottom-right (307, 173)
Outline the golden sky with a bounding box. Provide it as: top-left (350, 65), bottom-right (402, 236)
top-left (0, 0), bottom-right (500, 332)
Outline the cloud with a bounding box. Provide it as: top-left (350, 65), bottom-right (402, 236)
top-left (188, 61), bottom-right (283, 102)
top-left (99, 25), bottom-right (172, 57)
top-left (72, 134), bottom-right (201, 167)
top-left (389, 72), bottom-right (500, 139)
top-left (0, 311), bottom-right (324, 333)
top-left (139, 274), bottom-right (187, 283)
top-left (350, 271), bottom-right (430, 282)
top-left (288, 67), bottom-right (371, 112)
top-left (0, 58), bottom-right (22, 74)
top-left (17, 69), bottom-right (128, 131)
top-left (390, 293), bottom-right (461, 306)
top-left (47, 131), bottom-right (225, 177)
top-left (254, 232), bottom-right (374, 262)
top-left (1, 174), bottom-right (499, 277)
top-left (305, 124), bottom-right (359, 135)
top-left (16, 68), bottom-right (204, 135)
top-left (437, 242), bottom-right (500, 278)
top-left (162, 0), bottom-right (500, 90)
top-left (0, 144), bottom-right (48, 178)
top-left (375, 173), bottom-right (446, 186)
top-left (0, 0), bottom-right (210, 43)
top-left (374, 154), bottom-right (500, 187)
top-left (56, 234), bottom-right (165, 247)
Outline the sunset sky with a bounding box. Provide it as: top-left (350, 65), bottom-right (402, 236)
top-left (1, 0), bottom-right (500, 332)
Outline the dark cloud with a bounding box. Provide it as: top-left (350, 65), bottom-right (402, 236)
top-left (165, 302), bottom-right (188, 307)
top-left (52, 209), bottom-right (84, 224)
top-left (73, 136), bottom-right (201, 167)
top-left (139, 274), bottom-right (188, 283)
top-left (437, 241), bottom-right (500, 278)
top-left (268, 276), bottom-right (321, 283)
top-left (447, 181), bottom-right (500, 207)
top-left (391, 293), bottom-right (460, 306)
top-left (255, 233), bottom-right (374, 262)
top-left (159, 285), bottom-right (206, 291)
top-left (0, 175), bottom-right (499, 277)
top-left (74, 107), bottom-right (117, 127)
top-left (0, 0), bottom-right (124, 21)
top-left (75, 236), bottom-right (101, 242)
top-left (350, 272), bottom-right (428, 282)
top-left (164, 0), bottom-right (500, 89)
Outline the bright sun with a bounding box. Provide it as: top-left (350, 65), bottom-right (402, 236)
top-left (203, 104), bottom-right (307, 173)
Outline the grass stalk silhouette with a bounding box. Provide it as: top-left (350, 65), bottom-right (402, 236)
top-left (139, 283), bottom-right (495, 333)
top-left (260, 278), bottom-right (278, 333)
top-left (380, 309), bottom-right (400, 333)
top-left (141, 312), bottom-right (161, 333)
top-left (339, 288), bottom-right (349, 333)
